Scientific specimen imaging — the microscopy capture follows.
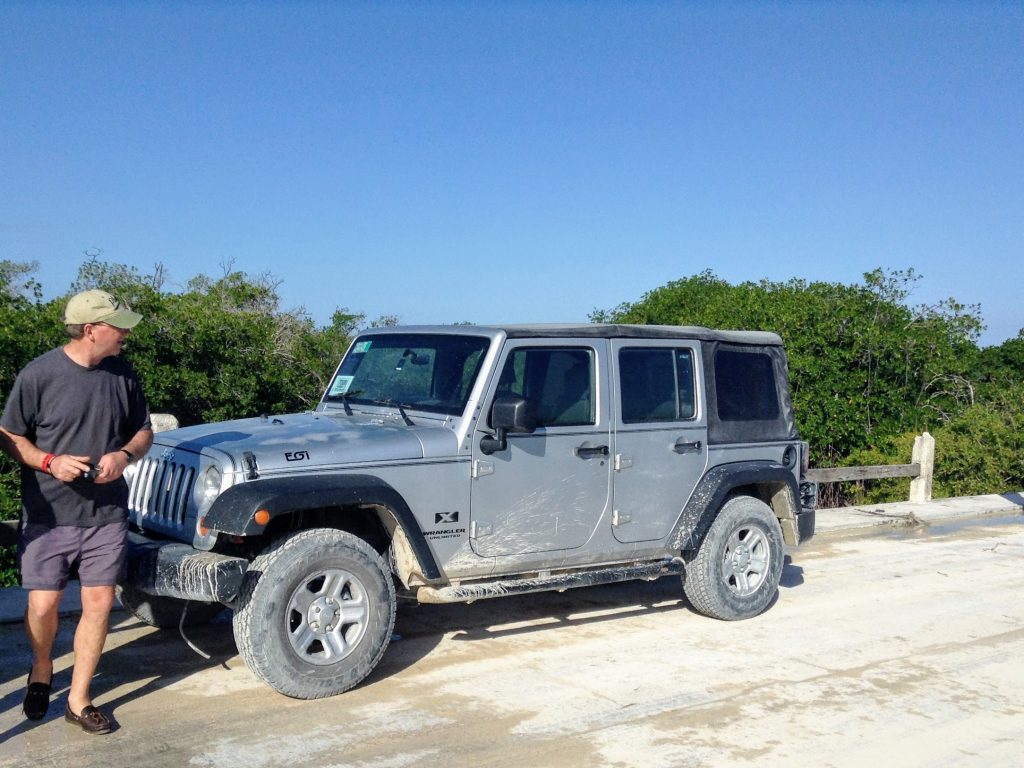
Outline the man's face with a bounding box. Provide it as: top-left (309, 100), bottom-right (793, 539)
top-left (86, 322), bottom-right (131, 358)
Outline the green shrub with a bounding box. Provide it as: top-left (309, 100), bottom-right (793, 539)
top-left (0, 544), bottom-right (16, 588)
top-left (1, 465), bottom-right (19, 587)
top-left (932, 388), bottom-right (1024, 497)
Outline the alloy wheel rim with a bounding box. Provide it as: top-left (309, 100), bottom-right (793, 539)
top-left (286, 568), bottom-right (370, 665)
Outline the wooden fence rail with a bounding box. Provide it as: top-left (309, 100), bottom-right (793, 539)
top-left (806, 431), bottom-right (935, 504)
top-left (804, 463), bottom-right (920, 483)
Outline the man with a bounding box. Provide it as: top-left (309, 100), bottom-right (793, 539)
top-left (0, 289), bottom-right (153, 735)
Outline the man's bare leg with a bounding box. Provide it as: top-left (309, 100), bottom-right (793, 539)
top-left (25, 589), bottom-right (61, 685)
top-left (67, 585), bottom-right (115, 714)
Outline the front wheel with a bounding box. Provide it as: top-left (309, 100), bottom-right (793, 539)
top-left (233, 528), bottom-right (396, 699)
top-left (683, 495), bottom-right (784, 621)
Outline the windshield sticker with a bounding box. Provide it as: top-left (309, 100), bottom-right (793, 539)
top-left (329, 375), bottom-right (355, 396)
top-left (353, 340), bottom-right (373, 353)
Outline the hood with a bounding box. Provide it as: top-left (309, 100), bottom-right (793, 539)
top-left (152, 411), bottom-right (459, 472)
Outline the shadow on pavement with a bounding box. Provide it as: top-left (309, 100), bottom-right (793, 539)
top-left (2, 562), bottom-right (809, 739)
top-left (392, 576), bottom-right (691, 648)
top-left (0, 614), bottom-right (238, 744)
top-left (780, 555), bottom-right (804, 588)
top-left (1001, 491), bottom-right (1024, 508)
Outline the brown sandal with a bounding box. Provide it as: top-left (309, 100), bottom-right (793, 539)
top-left (64, 704), bottom-right (113, 735)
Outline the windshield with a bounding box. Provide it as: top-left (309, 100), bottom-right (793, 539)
top-left (324, 333), bottom-right (491, 417)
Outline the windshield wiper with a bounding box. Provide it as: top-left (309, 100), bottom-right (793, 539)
top-left (327, 389), bottom-right (362, 415)
top-left (370, 399), bottom-right (415, 426)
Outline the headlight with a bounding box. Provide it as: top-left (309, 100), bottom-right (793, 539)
top-left (194, 465), bottom-right (224, 550)
top-left (201, 465), bottom-right (222, 507)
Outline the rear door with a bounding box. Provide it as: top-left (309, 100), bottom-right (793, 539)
top-left (610, 340), bottom-right (708, 543)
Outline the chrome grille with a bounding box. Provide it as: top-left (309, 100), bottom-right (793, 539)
top-left (128, 456), bottom-right (196, 531)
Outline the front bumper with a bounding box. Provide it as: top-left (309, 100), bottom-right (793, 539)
top-left (124, 531), bottom-right (249, 605)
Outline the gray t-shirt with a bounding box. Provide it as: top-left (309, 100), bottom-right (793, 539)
top-left (1, 347), bottom-right (151, 527)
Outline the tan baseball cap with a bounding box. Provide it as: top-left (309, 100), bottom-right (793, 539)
top-left (64, 289), bottom-right (143, 329)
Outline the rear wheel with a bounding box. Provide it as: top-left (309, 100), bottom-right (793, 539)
top-left (683, 495), bottom-right (784, 621)
top-left (233, 528), bottom-right (396, 699)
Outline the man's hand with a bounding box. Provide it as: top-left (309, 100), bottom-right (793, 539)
top-left (47, 454), bottom-right (93, 483)
top-left (93, 450), bottom-right (132, 483)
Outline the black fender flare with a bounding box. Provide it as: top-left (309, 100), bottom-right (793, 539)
top-left (670, 461), bottom-right (799, 551)
top-left (204, 474), bottom-right (442, 581)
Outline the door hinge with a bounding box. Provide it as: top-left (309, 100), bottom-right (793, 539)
top-left (614, 454), bottom-right (633, 471)
top-left (470, 520), bottom-right (492, 538)
top-left (472, 460), bottom-right (495, 478)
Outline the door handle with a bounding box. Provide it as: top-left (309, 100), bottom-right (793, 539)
top-left (672, 439), bottom-right (702, 454)
top-left (574, 443), bottom-right (609, 459)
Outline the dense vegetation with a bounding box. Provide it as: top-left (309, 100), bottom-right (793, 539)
top-left (593, 269), bottom-right (1024, 503)
top-left (1, 257), bottom-right (1022, 585)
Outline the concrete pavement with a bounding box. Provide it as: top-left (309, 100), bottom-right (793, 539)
top-left (806, 490), bottom-right (1023, 534)
top-left (0, 491), bottom-right (1021, 625)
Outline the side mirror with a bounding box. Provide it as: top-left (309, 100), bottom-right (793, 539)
top-left (480, 397), bottom-right (536, 455)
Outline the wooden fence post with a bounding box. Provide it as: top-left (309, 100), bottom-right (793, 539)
top-left (909, 432), bottom-right (935, 503)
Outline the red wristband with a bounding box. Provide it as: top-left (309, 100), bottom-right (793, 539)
top-left (41, 453), bottom-right (56, 474)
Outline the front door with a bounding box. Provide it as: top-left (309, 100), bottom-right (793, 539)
top-left (470, 341), bottom-right (612, 557)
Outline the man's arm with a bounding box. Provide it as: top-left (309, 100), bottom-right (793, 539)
top-left (0, 426), bottom-right (93, 482)
top-left (95, 427), bottom-right (154, 484)
top-left (0, 428), bottom-right (14, 462)
top-left (1, 426), bottom-right (51, 471)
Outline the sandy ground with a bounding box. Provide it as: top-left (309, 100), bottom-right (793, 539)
top-left (0, 516), bottom-right (1022, 767)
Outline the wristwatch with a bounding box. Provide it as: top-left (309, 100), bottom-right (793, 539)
top-left (120, 449), bottom-right (134, 462)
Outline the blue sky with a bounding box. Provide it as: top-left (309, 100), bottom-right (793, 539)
top-left (2, 1), bottom-right (1021, 346)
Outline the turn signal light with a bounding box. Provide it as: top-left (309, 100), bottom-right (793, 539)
top-left (254, 509), bottom-right (271, 526)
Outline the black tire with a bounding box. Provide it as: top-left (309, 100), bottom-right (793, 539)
top-left (232, 528), bottom-right (396, 699)
top-left (683, 495), bottom-right (784, 621)
top-left (117, 583), bottom-right (225, 628)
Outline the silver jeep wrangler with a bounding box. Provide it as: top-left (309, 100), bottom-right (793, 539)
top-left (121, 324), bottom-right (816, 699)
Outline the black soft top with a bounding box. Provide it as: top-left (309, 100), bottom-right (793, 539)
top-left (489, 324), bottom-right (782, 345)
top-left (365, 323), bottom-right (783, 346)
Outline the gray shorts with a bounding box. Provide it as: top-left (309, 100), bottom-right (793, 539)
top-left (18, 521), bottom-right (128, 590)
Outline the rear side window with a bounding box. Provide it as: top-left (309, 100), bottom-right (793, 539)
top-left (714, 349), bottom-right (780, 421)
top-left (618, 348), bottom-right (696, 423)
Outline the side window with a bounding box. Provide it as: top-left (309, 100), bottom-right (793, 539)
top-left (676, 350), bottom-right (696, 419)
top-left (714, 349), bottom-right (780, 421)
top-left (619, 347), bottom-right (696, 423)
top-left (495, 347), bottom-right (595, 427)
